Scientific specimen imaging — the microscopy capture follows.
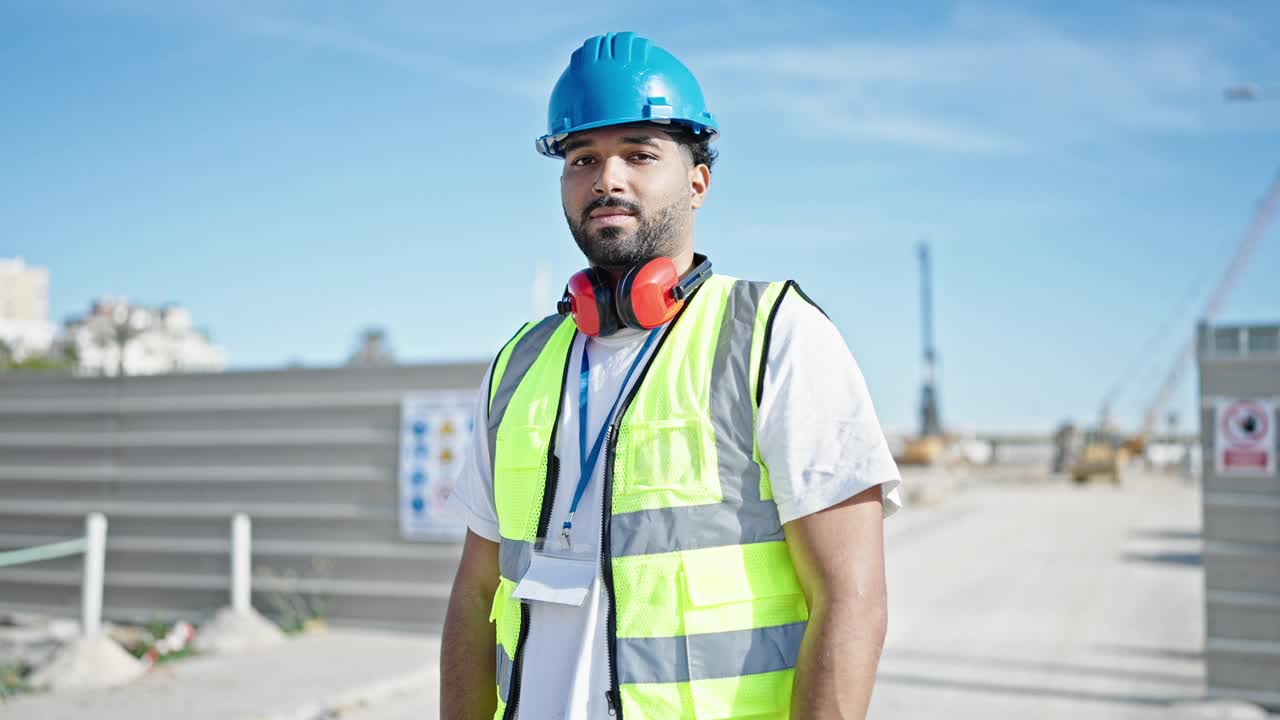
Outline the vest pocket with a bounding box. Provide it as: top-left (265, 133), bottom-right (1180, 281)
top-left (680, 550), bottom-right (808, 638)
top-left (678, 545), bottom-right (807, 718)
top-left (615, 418), bottom-right (720, 512)
top-left (492, 422), bottom-right (552, 540)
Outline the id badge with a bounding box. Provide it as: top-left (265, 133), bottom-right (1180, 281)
top-left (511, 541), bottom-right (597, 607)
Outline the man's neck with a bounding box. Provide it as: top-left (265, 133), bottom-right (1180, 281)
top-left (601, 250), bottom-right (695, 282)
top-left (670, 250), bottom-right (695, 277)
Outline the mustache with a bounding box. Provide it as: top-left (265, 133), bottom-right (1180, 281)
top-left (581, 197), bottom-right (642, 224)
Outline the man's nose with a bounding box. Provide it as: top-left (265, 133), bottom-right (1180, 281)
top-left (592, 156), bottom-right (627, 195)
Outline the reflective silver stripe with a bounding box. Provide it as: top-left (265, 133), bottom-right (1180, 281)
top-left (496, 645), bottom-right (514, 703)
top-left (487, 314), bottom-right (565, 476)
top-left (611, 501), bottom-right (782, 557)
top-left (499, 536), bottom-right (533, 582)
top-left (611, 279), bottom-right (784, 558)
top-left (616, 621), bottom-right (807, 684)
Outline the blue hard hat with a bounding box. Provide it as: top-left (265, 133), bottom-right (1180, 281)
top-left (536, 32), bottom-right (719, 158)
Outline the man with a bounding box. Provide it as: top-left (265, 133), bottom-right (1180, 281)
top-left (442, 32), bottom-right (902, 720)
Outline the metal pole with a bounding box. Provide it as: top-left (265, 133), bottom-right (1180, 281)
top-left (919, 242), bottom-right (935, 375)
top-left (82, 512), bottom-right (107, 638)
top-left (231, 513), bottom-right (251, 612)
top-left (918, 241), bottom-right (942, 437)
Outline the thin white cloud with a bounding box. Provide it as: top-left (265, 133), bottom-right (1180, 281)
top-left (83, 0), bottom-right (1274, 152)
top-left (81, 1), bottom-right (561, 101)
top-left (237, 13), bottom-right (532, 98)
top-left (690, 4), bottom-right (1263, 153)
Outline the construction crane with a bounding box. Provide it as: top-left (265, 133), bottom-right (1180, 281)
top-left (900, 240), bottom-right (946, 465)
top-left (1136, 168), bottom-right (1280, 444)
top-left (919, 242), bottom-right (943, 438)
top-left (1073, 168), bottom-right (1280, 483)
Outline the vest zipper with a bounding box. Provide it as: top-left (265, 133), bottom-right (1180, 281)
top-left (599, 302), bottom-right (695, 720)
top-left (502, 334), bottom-right (575, 720)
top-left (601, 425), bottom-right (621, 719)
top-left (502, 602), bottom-right (530, 720)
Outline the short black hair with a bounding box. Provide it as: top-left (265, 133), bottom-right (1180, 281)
top-left (666, 126), bottom-right (718, 173)
top-left (559, 122), bottom-right (718, 172)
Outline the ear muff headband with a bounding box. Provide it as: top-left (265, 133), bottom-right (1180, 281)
top-left (672, 255), bottom-right (714, 300)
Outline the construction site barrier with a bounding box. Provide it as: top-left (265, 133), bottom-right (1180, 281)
top-left (0, 512), bottom-right (107, 637)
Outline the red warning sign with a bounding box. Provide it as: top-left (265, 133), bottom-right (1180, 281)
top-left (1215, 399), bottom-right (1275, 477)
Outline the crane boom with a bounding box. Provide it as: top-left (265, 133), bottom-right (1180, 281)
top-left (1141, 168), bottom-right (1280, 436)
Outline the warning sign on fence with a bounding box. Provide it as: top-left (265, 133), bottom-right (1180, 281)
top-left (1215, 398), bottom-right (1276, 477)
top-left (398, 391), bottom-right (473, 541)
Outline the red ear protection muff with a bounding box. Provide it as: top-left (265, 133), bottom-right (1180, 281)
top-left (616, 255), bottom-right (713, 330)
top-left (557, 267), bottom-right (619, 338)
top-left (558, 255), bottom-right (713, 337)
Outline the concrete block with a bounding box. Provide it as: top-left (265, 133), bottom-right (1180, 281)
top-left (28, 633), bottom-right (146, 690)
top-left (192, 607), bottom-right (286, 654)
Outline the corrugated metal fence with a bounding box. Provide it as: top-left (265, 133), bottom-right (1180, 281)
top-left (1197, 322), bottom-right (1280, 710)
top-left (0, 363), bottom-right (486, 631)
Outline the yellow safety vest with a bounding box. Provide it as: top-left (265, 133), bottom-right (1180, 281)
top-left (487, 275), bottom-right (808, 720)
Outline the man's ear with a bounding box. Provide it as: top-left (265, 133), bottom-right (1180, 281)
top-left (689, 163), bottom-right (710, 210)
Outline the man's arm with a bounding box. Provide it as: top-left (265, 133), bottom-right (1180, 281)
top-left (785, 485), bottom-right (888, 719)
top-left (440, 529), bottom-right (501, 720)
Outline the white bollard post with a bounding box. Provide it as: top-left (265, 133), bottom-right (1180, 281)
top-left (231, 513), bottom-right (251, 613)
top-left (82, 512), bottom-right (107, 638)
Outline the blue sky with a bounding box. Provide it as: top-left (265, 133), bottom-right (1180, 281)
top-left (3, 0), bottom-right (1279, 433)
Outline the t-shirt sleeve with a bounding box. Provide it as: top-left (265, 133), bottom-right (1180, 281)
top-left (756, 289), bottom-right (904, 525)
top-left (445, 363), bottom-right (502, 542)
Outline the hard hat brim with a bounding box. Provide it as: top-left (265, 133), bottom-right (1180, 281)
top-left (536, 117), bottom-right (719, 158)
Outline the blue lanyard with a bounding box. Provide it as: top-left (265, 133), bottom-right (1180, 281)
top-left (561, 329), bottom-right (660, 546)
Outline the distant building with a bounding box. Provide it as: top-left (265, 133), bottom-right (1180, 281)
top-left (348, 327), bottom-right (395, 367)
top-left (56, 298), bottom-right (226, 376)
top-left (0, 258), bottom-right (55, 361)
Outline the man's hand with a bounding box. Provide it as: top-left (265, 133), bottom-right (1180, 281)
top-left (784, 485), bottom-right (888, 719)
top-left (441, 530), bottom-right (501, 720)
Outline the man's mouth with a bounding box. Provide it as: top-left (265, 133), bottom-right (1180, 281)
top-left (589, 211), bottom-right (636, 226)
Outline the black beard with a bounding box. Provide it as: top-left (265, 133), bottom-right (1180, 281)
top-left (566, 196), bottom-right (685, 269)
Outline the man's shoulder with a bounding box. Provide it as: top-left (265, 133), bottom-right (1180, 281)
top-left (717, 276), bottom-right (829, 333)
top-left (718, 276), bottom-right (827, 317)
top-left (781, 281), bottom-right (828, 319)
top-left (493, 313), bottom-right (568, 358)
top-left (760, 280), bottom-right (843, 356)
top-left (767, 279), bottom-right (827, 321)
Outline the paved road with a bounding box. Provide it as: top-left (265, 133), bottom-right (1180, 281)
top-left (1, 628), bottom-right (439, 720)
top-left (871, 470), bottom-right (1209, 719)
top-left (8, 469), bottom-right (1246, 720)
top-left (346, 470), bottom-right (1222, 720)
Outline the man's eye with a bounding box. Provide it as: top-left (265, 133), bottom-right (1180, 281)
top-left (631, 153), bottom-right (656, 162)
top-left (571, 156), bottom-right (595, 166)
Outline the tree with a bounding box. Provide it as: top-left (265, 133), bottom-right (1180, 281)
top-left (1, 355), bottom-right (74, 373)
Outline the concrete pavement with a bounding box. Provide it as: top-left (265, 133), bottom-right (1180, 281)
top-left (1, 627), bottom-right (438, 720)
top-left (873, 470), bottom-right (1218, 719)
top-left (350, 469), bottom-right (1247, 719)
top-left (6, 469), bottom-right (1271, 719)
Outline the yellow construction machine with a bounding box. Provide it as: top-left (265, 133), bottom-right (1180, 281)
top-left (1069, 429), bottom-right (1131, 485)
top-left (899, 434), bottom-right (946, 466)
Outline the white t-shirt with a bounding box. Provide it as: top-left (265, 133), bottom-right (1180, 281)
top-left (448, 290), bottom-right (903, 720)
